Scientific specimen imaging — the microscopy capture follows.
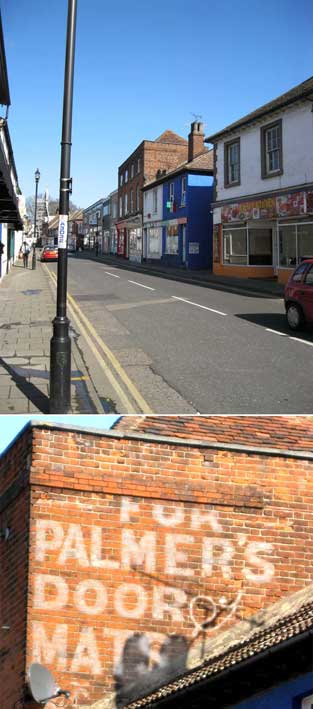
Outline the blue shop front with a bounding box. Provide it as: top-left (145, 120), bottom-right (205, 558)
top-left (161, 170), bottom-right (213, 269)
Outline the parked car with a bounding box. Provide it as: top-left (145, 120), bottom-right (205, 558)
top-left (284, 258), bottom-right (313, 330)
top-left (41, 246), bottom-right (58, 262)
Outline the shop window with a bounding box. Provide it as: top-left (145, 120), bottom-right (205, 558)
top-left (279, 222), bottom-right (313, 267)
top-left (148, 227), bottom-right (161, 257)
top-left (261, 120), bottom-right (283, 178)
top-left (224, 138), bottom-right (240, 187)
top-left (165, 224), bottom-right (179, 255)
top-left (279, 225), bottom-right (296, 267)
top-left (298, 223), bottom-right (313, 262)
top-left (223, 228), bottom-right (247, 264)
top-left (248, 228), bottom-right (272, 265)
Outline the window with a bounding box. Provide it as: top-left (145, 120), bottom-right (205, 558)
top-left (124, 192), bottom-right (128, 215)
top-left (169, 182), bottom-right (174, 203)
top-left (165, 224), bottom-right (179, 254)
top-left (119, 196), bottom-right (123, 217)
top-left (131, 163), bottom-right (134, 179)
top-left (292, 262), bottom-right (308, 282)
top-left (125, 169), bottom-right (128, 183)
top-left (181, 176), bottom-right (186, 204)
top-left (301, 695), bottom-right (313, 709)
top-left (103, 203), bottom-right (110, 216)
top-left (153, 188), bottom-right (158, 213)
top-left (120, 173), bottom-right (123, 187)
top-left (136, 185), bottom-right (140, 211)
top-left (224, 138), bottom-right (240, 186)
top-left (112, 201), bottom-right (117, 219)
top-left (223, 228), bottom-right (247, 264)
top-left (248, 228), bottom-right (272, 265)
top-left (137, 158), bottom-right (141, 174)
top-left (261, 120), bottom-right (282, 178)
top-left (130, 189), bottom-right (134, 213)
top-left (279, 222), bottom-right (313, 267)
top-left (304, 265), bottom-right (313, 285)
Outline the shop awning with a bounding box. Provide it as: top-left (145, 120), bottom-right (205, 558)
top-left (0, 119), bottom-right (23, 230)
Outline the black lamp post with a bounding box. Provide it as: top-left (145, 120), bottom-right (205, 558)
top-left (50, 0), bottom-right (77, 413)
top-left (32, 168), bottom-right (40, 269)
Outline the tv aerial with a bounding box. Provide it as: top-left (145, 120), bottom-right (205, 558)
top-left (28, 664), bottom-right (71, 705)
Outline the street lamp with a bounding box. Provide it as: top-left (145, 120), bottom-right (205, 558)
top-left (50, 0), bottom-right (77, 413)
top-left (32, 168), bottom-right (40, 269)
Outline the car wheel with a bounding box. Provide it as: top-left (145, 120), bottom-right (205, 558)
top-left (286, 303), bottom-right (304, 331)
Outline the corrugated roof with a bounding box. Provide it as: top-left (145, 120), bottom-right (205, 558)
top-left (112, 415), bottom-right (313, 453)
top-left (206, 76), bottom-right (313, 142)
top-left (125, 583), bottom-right (313, 708)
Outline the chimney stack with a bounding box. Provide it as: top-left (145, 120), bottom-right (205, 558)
top-left (188, 121), bottom-right (205, 162)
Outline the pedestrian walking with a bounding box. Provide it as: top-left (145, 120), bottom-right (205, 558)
top-left (21, 241), bottom-right (30, 268)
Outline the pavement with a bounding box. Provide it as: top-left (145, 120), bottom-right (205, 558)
top-left (0, 257), bottom-right (104, 414)
top-left (75, 250), bottom-right (285, 298)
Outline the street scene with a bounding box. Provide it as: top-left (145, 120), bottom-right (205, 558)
top-left (1, 250), bottom-right (313, 414)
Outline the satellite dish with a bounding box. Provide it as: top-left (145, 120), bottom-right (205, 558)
top-left (28, 664), bottom-right (70, 704)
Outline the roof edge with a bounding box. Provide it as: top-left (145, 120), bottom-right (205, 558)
top-left (24, 420), bottom-right (313, 461)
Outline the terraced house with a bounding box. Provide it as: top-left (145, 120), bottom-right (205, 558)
top-left (207, 76), bottom-right (313, 284)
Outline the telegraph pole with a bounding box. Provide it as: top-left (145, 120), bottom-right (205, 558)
top-left (50, 0), bottom-right (77, 413)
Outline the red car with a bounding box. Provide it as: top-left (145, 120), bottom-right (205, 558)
top-left (284, 258), bottom-right (313, 330)
top-left (41, 246), bottom-right (58, 262)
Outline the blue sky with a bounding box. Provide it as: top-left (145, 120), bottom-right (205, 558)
top-left (0, 415), bottom-right (119, 454)
top-left (2, 0), bottom-right (313, 208)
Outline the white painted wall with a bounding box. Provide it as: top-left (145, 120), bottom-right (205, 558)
top-left (143, 185), bottom-right (163, 223)
top-left (215, 102), bottom-right (313, 201)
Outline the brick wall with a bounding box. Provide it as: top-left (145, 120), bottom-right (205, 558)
top-left (117, 136), bottom-right (188, 221)
top-left (1, 421), bottom-right (313, 707)
top-left (0, 428), bottom-right (32, 707)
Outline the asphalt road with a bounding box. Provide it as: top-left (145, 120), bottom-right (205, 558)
top-left (49, 256), bottom-right (313, 414)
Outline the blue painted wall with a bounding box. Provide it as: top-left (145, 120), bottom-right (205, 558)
top-left (161, 172), bottom-right (213, 269)
top-left (232, 672), bottom-right (313, 708)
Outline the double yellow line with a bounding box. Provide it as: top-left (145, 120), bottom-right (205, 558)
top-left (45, 266), bottom-right (153, 414)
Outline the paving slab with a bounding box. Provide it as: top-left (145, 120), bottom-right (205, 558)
top-left (0, 261), bottom-right (104, 414)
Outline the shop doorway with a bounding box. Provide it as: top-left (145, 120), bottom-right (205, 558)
top-left (248, 227), bottom-right (273, 265)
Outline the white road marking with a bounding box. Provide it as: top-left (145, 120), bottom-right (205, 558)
top-left (172, 296), bottom-right (227, 316)
top-left (105, 271), bottom-right (120, 278)
top-left (128, 280), bottom-right (155, 291)
top-left (289, 336), bottom-right (313, 347)
top-left (265, 328), bottom-right (288, 336)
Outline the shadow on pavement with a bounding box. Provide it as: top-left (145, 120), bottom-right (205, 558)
top-left (235, 312), bottom-right (313, 341)
top-left (0, 356), bottom-right (50, 412)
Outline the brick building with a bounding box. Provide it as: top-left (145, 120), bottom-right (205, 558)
top-left (117, 130), bottom-right (188, 260)
top-left (1, 416), bottom-right (313, 707)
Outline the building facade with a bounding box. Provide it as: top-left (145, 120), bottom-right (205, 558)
top-left (102, 189), bottom-right (118, 254)
top-left (142, 123), bottom-right (214, 269)
top-left (117, 130), bottom-right (188, 261)
top-left (0, 13), bottom-right (24, 281)
top-left (1, 416), bottom-right (313, 708)
top-left (207, 76), bottom-right (313, 283)
top-left (83, 198), bottom-right (105, 250)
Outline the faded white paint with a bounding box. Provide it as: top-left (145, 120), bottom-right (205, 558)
top-left (215, 102), bottom-right (313, 202)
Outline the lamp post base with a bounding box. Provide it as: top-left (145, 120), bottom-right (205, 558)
top-left (49, 316), bottom-right (71, 413)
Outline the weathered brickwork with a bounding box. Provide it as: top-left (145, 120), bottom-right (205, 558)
top-left (1, 419), bottom-right (313, 707)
